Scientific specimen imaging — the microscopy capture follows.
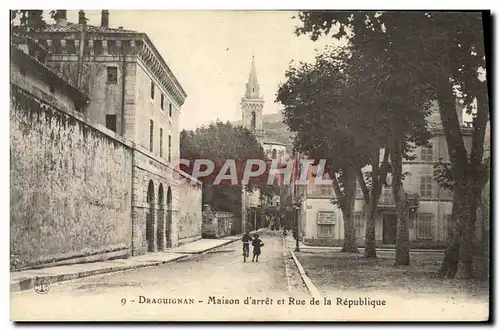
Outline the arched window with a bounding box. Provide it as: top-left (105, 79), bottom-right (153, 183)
top-left (251, 111), bottom-right (256, 130)
top-left (272, 149), bottom-right (277, 159)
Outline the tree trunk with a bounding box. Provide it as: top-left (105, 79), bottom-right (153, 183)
top-left (364, 195), bottom-right (378, 258)
top-left (364, 148), bottom-right (389, 258)
top-left (435, 77), bottom-right (488, 279)
top-left (341, 168), bottom-right (359, 253)
top-left (391, 139), bottom-right (410, 265)
top-left (439, 190), bottom-right (460, 278)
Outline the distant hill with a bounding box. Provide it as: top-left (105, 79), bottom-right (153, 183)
top-left (231, 112), bottom-right (294, 152)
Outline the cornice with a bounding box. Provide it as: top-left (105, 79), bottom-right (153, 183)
top-left (28, 29), bottom-right (188, 108)
top-left (137, 34), bottom-right (187, 107)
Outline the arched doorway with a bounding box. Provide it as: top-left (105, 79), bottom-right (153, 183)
top-left (157, 184), bottom-right (165, 251)
top-left (166, 186), bottom-right (172, 248)
top-left (146, 180), bottom-right (155, 252)
top-left (272, 149), bottom-right (277, 159)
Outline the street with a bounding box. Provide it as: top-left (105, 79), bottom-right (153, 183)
top-left (11, 230), bottom-right (311, 321)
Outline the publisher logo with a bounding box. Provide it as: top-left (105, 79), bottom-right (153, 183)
top-left (33, 277), bottom-right (50, 294)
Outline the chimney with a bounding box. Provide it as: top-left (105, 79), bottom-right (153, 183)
top-left (78, 10), bottom-right (86, 24)
top-left (55, 10), bottom-right (67, 26)
top-left (101, 10), bottom-right (109, 27)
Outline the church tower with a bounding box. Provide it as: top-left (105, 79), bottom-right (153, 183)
top-left (241, 56), bottom-right (264, 145)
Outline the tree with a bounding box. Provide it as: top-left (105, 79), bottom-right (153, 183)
top-left (11, 10), bottom-right (60, 29)
top-left (277, 47), bottom-right (386, 253)
top-left (294, 11), bottom-right (490, 276)
top-left (285, 17), bottom-right (433, 262)
top-left (180, 121), bottom-right (272, 218)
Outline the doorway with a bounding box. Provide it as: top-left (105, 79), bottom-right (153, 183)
top-left (166, 186), bottom-right (172, 248)
top-left (146, 180), bottom-right (155, 252)
top-left (157, 184), bottom-right (164, 251)
top-left (382, 213), bottom-right (397, 244)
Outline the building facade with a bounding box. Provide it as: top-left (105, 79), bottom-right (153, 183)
top-left (299, 102), bottom-right (474, 248)
top-left (25, 10), bottom-right (202, 257)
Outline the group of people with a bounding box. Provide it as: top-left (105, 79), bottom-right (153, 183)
top-left (241, 231), bottom-right (264, 262)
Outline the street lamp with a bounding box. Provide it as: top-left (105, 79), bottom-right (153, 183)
top-left (293, 204), bottom-right (300, 252)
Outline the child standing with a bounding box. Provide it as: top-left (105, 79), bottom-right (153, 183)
top-left (251, 234), bottom-right (264, 262)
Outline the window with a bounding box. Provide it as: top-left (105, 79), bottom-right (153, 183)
top-left (318, 224), bottom-right (334, 238)
top-left (419, 176), bottom-right (433, 198)
top-left (272, 149), bottom-right (277, 159)
top-left (149, 120), bottom-right (154, 152)
top-left (251, 111), bottom-right (256, 130)
top-left (94, 40), bottom-right (103, 55)
top-left (150, 81), bottom-right (155, 100)
top-left (354, 213), bottom-right (364, 237)
top-left (421, 146), bottom-right (433, 161)
top-left (159, 128), bottom-right (163, 158)
top-left (106, 115), bottom-right (117, 132)
top-left (319, 185), bottom-right (331, 196)
top-left (107, 67), bottom-right (118, 84)
top-left (168, 134), bottom-right (172, 162)
top-left (169, 103), bottom-right (172, 117)
top-left (161, 94), bottom-right (164, 110)
top-left (317, 211), bottom-right (335, 238)
top-left (417, 214), bottom-right (434, 239)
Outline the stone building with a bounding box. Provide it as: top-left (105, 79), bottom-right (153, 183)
top-left (298, 102), bottom-right (475, 248)
top-left (12, 10), bottom-right (202, 269)
top-left (10, 33), bottom-right (134, 269)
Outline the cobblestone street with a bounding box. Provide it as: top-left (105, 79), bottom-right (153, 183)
top-left (11, 230), bottom-right (311, 321)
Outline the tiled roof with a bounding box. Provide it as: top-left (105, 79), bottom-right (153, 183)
top-left (11, 40), bottom-right (90, 101)
top-left (41, 22), bottom-right (137, 34)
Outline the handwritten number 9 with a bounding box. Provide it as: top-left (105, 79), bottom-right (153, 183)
top-left (121, 298), bottom-right (126, 305)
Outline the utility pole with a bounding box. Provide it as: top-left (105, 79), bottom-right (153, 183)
top-left (294, 152), bottom-right (300, 252)
top-left (76, 10), bottom-right (87, 89)
top-left (241, 184), bottom-right (246, 233)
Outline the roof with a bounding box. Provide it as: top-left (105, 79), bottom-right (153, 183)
top-left (27, 22), bottom-right (188, 104)
top-left (11, 36), bottom-right (90, 105)
top-left (41, 21), bottom-right (137, 34)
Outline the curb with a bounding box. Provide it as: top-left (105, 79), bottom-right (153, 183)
top-left (10, 254), bottom-right (188, 293)
top-left (289, 249), bottom-right (322, 299)
top-left (282, 236), bottom-right (293, 293)
top-left (11, 229), bottom-right (264, 293)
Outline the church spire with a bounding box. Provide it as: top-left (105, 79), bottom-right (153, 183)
top-left (245, 56), bottom-right (261, 99)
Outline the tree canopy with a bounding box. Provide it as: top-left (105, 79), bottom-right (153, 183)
top-left (293, 10), bottom-right (490, 277)
top-left (180, 121), bottom-right (277, 215)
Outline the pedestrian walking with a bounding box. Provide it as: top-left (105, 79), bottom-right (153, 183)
top-left (251, 234), bottom-right (264, 262)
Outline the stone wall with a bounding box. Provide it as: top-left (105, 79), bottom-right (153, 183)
top-left (10, 82), bottom-right (133, 270)
top-left (178, 182), bottom-right (203, 244)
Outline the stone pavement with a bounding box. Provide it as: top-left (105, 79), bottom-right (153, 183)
top-left (10, 231), bottom-right (261, 293)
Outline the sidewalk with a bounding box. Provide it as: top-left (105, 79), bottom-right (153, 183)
top-left (11, 231), bottom-right (260, 293)
top-left (285, 236), bottom-right (444, 253)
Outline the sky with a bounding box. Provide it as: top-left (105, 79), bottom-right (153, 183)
top-left (57, 10), bottom-right (336, 130)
